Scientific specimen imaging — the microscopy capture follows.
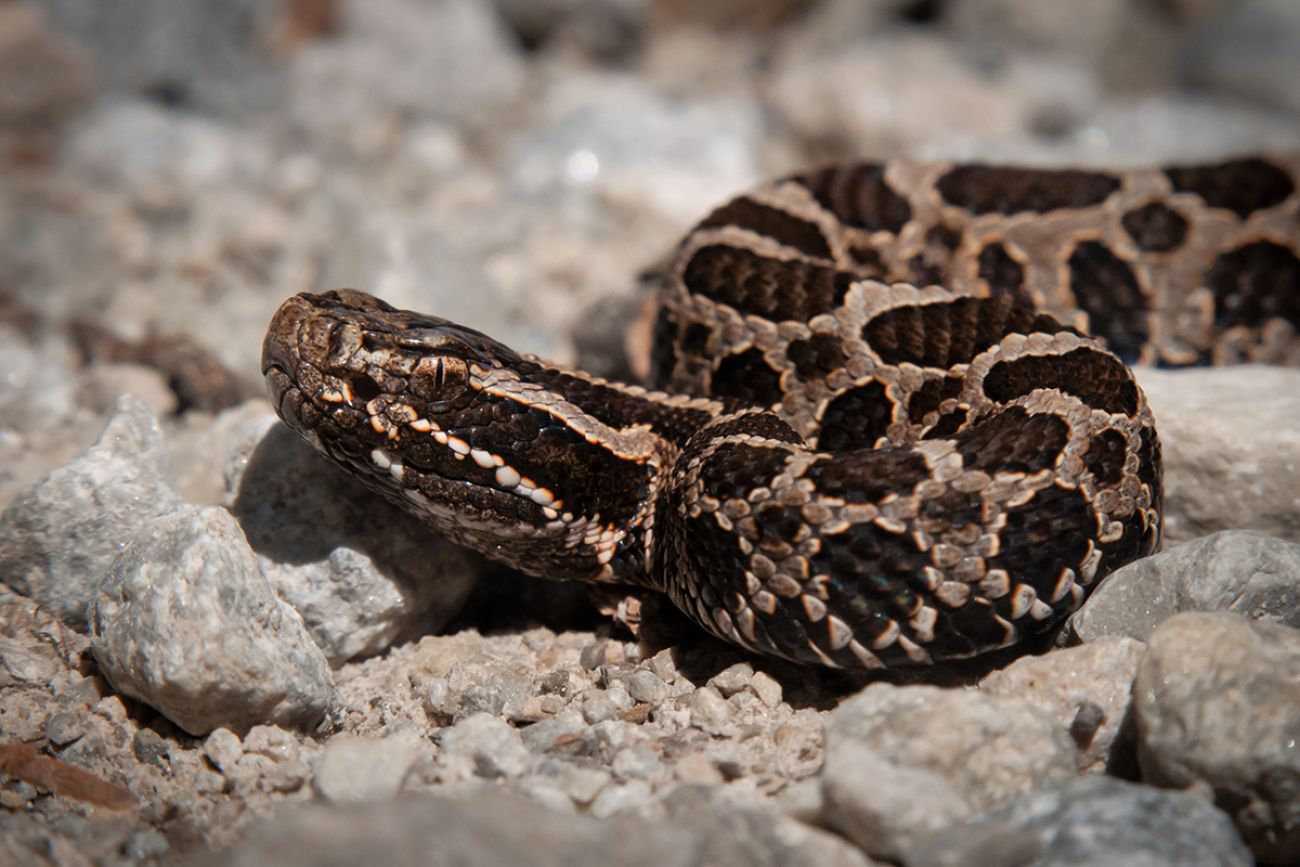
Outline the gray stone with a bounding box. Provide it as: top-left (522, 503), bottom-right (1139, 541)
top-left (768, 35), bottom-right (1032, 156)
top-left (1188, 0), bottom-right (1300, 116)
top-left (1137, 367), bottom-right (1300, 545)
top-left (492, 0), bottom-right (647, 62)
top-left (203, 727), bottom-right (244, 773)
top-left (580, 688), bottom-right (622, 724)
top-left (229, 423), bottom-right (480, 666)
top-left (313, 732), bottom-right (426, 803)
top-left (424, 653), bottom-right (536, 723)
top-left (822, 741), bottom-right (973, 861)
top-left (182, 791), bottom-right (695, 867)
top-left (505, 74), bottom-right (762, 227)
top-left (689, 686), bottom-right (734, 736)
top-left (980, 637), bottom-right (1145, 773)
top-left (623, 669), bottom-right (668, 704)
top-left (1071, 531), bottom-right (1300, 644)
top-left (33, 0), bottom-right (282, 116)
top-left (588, 778), bottom-right (654, 818)
top-left (707, 662), bottom-right (754, 698)
top-left (0, 4), bottom-right (90, 138)
top-left (0, 396), bottom-right (184, 627)
top-left (825, 684), bottom-right (1077, 812)
top-left (88, 505), bottom-right (336, 735)
top-left (1134, 611), bottom-right (1300, 864)
top-left (289, 0), bottom-right (526, 146)
top-left (904, 776), bottom-right (1250, 867)
top-left (438, 713), bottom-right (532, 781)
top-left (44, 711), bottom-right (86, 747)
top-left (658, 784), bottom-right (881, 867)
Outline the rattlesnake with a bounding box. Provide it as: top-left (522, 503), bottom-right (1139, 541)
top-left (262, 155), bottom-right (1300, 668)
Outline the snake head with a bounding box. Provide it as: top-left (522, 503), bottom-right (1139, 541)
top-left (262, 290), bottom-right (657, 583)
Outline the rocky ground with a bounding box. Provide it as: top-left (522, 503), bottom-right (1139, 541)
top-left (2, 0), bottom-right (1300, 865)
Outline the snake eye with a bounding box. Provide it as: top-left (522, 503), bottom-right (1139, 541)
top-left (411, 355), bottom-right (470, 404)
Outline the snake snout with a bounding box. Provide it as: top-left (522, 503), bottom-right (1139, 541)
top-left (261, 294), bottom-right (314, 377)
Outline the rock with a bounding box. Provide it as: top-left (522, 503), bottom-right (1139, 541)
top-left (1187, 0), bottom-right (1300, 116)
top-left (905, 776), bottom-right (1251, 867)
top-left (289, 0), bottom-right (527, 147)
top-left (423, 653), bottom-right (537, 723)
top-left (166, 400), bottom-right (278, 506)
top-left (0, 327), bottom-right (99, 509)
top-left (980, 637), bottom-right (1145, 773)
top-left (689, 686), bottom-right (734, 736)
top-left (768, 35), bottom-right (1031, 156)
top-left (229, 423), bottom-right (481, 666)
top-left (313, 732), bottom-right (427, 803)
top-left (822, 741), bottom-right (973, 861)
top-left (437, 713), bottom-right (532, 781)
top-left (88, 505), bottom-right (336, 735)
top-left (203, 728), bottom-right (244, 773)
top-left (0, 396), bottom-right (184, 627)
top-left (32, 0), bottom-right (283, 116)
top-left (707, 662), bottom-right (754, 698)
top-left (181, 791), bottom-right (694, 867)
top-left (657, 784), bottom-right (881, 867)
top-left (939, 0), bottom-right (1208, 92)
top-left (1137, 367), bottom-right (1300, 545)
top-left (505, 74), bottom-right (762, 226)
top-left (1072, 531), bottom-right (1300, 645)
top-left (0, 4), bottom-right (91, 140)
top-left (1134, 611), bottom-right (1300, 864)
top-left (492, 0), bottom-right (647, 62)
top-left (826, 684), bottom-right (1077, 809)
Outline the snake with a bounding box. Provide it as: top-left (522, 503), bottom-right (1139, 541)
top-left (262, 155), bottom-right (1300, 669)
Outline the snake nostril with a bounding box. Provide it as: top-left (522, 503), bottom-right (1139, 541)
top-left (349, 373), bottom-right (382, 402)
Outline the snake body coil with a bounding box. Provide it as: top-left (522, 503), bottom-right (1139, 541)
top-left (263, 156), bottom-right (1300, 668)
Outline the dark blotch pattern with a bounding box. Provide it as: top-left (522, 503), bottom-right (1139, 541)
top-left (787, 333), bottom-right (848, 380)
top-left (699, 196), bottom-right (833, 259)
top-left (681, 322), bottom-right (713, 356)
top-left (700, 412), bottom-right (803, 445)
top-left (1084, 429), bottom-right (1128, 486)
top-left (817, 381), bottom-right (893, 450)
top-left (1205, 241), bottom-right (1300, 332)
top-left (697, 443), bottom-right (792, 503)
top-left (953, 406), bottom-right (1069, 474)
top-left (806, 447), bottom-right (931, 503)
top-left (907, 375), bottom-right (966, 423)
top-left (1120, 202), bottom-right (1189, 252)
top-left (936, 165), bottom-right (1121, 215)
top-left (1165, 157), bottom-right (1295, 218)
top-left (712, 348), bottom-right (785, 407)
top-left (812, 520), bottom-right (933, 666)
top-left (847, 243), bottom-right (887, 278)
top-left (988, 484), bottom-right (1094, 614)
top-left (983, 348), bottom-right (1139, 416)
top-left (650, 308), bottom-right (679, 387)
top-left (938, 599), bottom-right (1013, 659)
top-left (788, 163), bottom-right (913, 233)
top-left (682, 245), bottom-right (857, 322)
top-left (977, 242), bottom-right (1029, 302)
top-left (863, 297), bottom-right (1071, 368)
top-left (1067, 240), bottom-right (1149, 363)
top-left (905, 223), bottom-right (962, 287)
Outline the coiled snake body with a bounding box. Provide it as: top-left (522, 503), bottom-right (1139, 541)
top-left (263, 156), bottom-right (1300, 668)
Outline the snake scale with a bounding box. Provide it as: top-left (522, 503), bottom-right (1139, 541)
top-left (263, 155), bottom-right (1300, 669)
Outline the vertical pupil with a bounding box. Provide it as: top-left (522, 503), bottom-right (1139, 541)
top-left (433, 358), bottom-right (445, 391)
